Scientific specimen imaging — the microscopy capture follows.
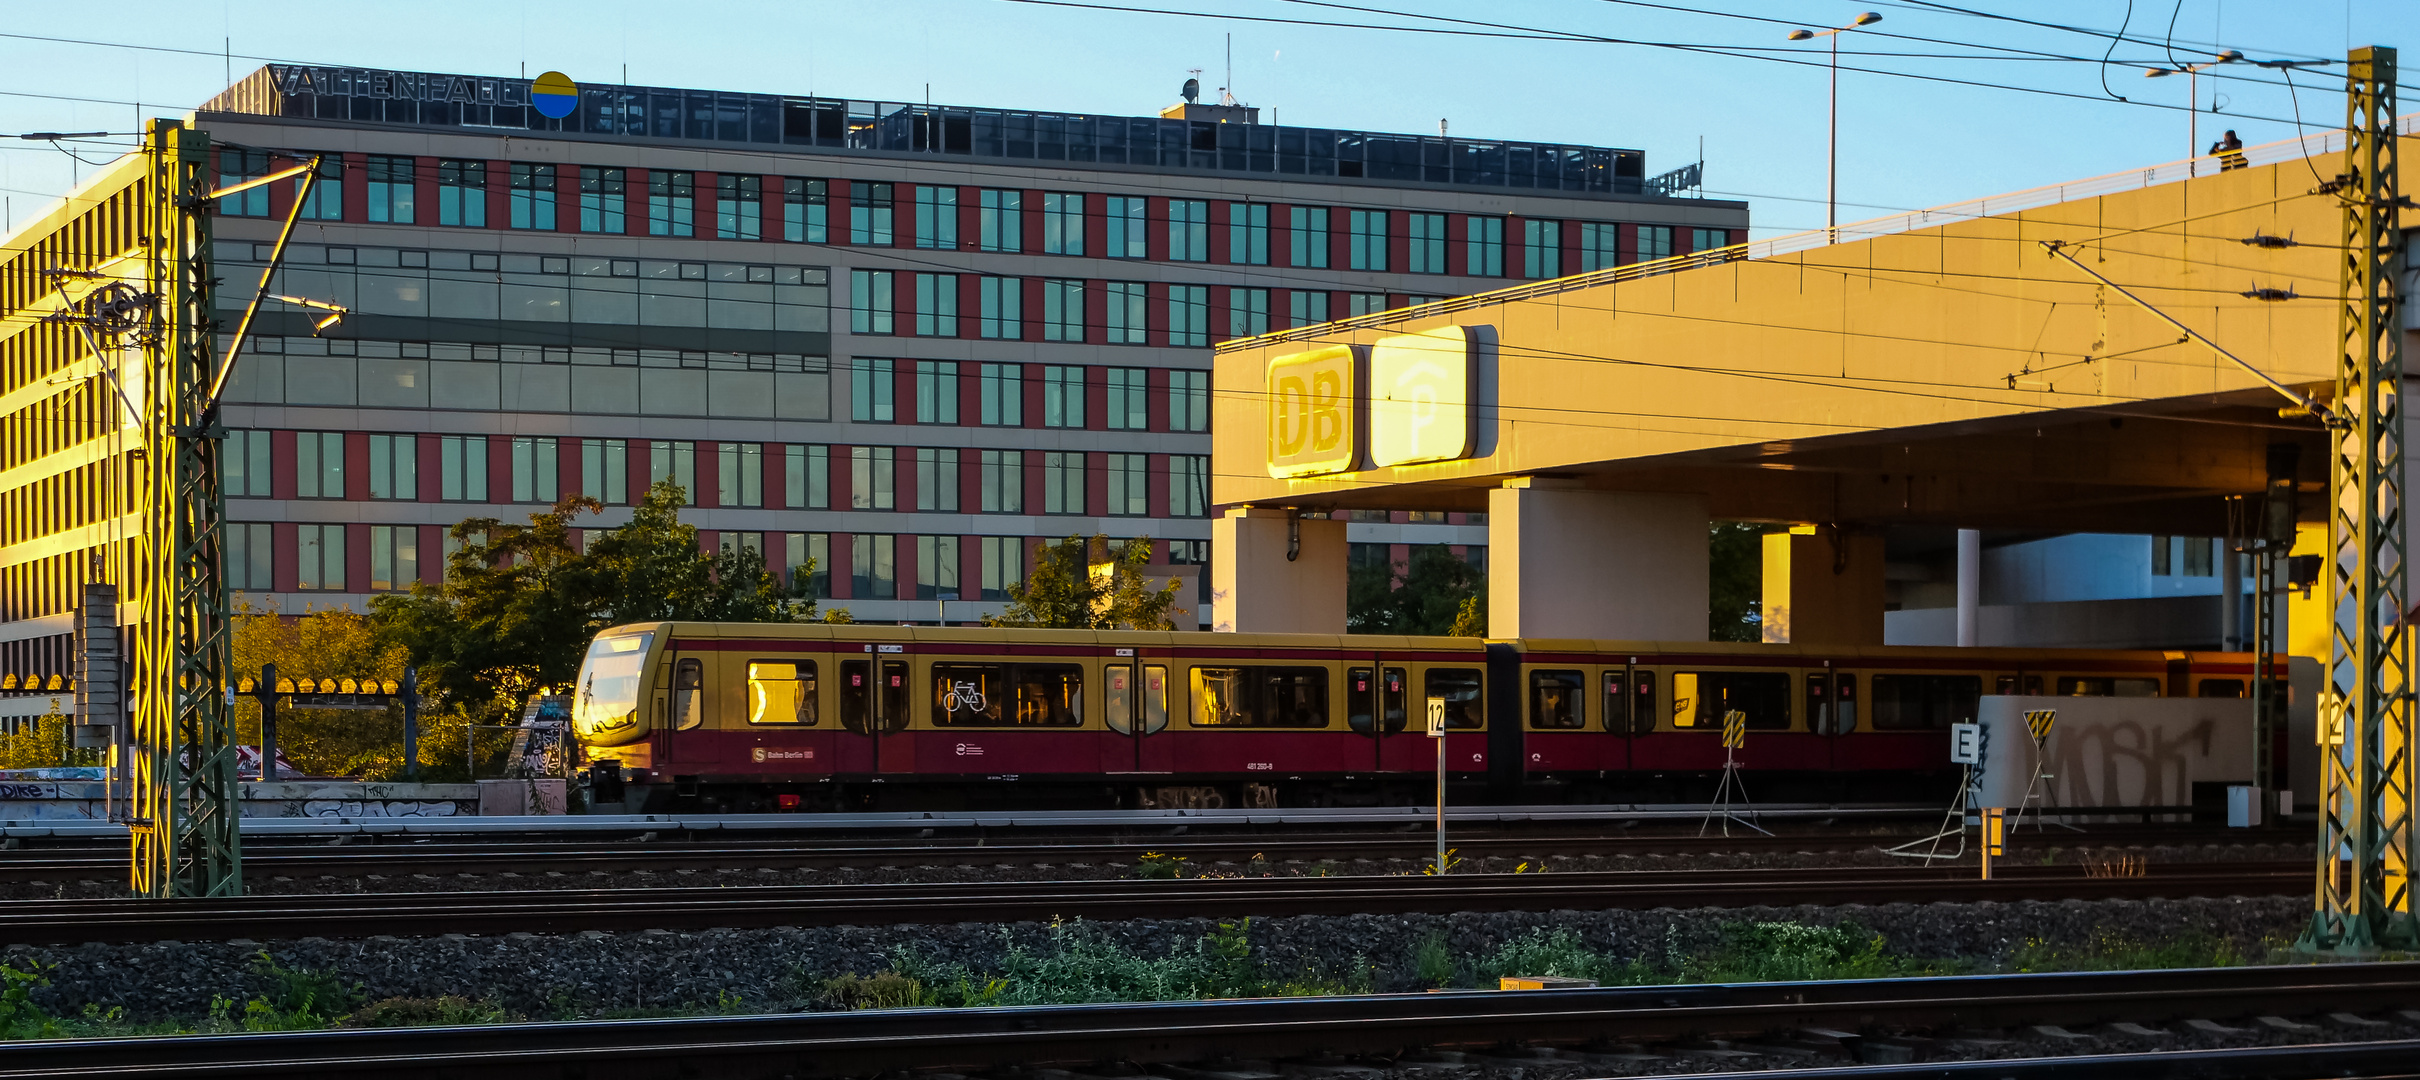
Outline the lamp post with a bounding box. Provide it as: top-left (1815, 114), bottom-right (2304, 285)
top-left (1788, 12), bottom-right (1883, 243)
top-left (2143, 50), bottom-right (2243, 174)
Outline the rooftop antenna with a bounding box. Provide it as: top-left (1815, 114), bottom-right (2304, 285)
top-left (1221, 33), bottom-right (1237, 105)
top-left (1183, 70), bottom-right (1202, 103)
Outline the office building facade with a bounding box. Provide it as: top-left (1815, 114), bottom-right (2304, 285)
top-left (1, 64), bottom-right (1749, 675)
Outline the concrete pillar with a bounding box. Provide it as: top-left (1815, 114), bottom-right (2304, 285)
top-left (1760, 528), bottom-right (1886, 645)
top-left (1211, 508), bottom-right (1346, 633)
top-left (1487, 481), bottom-right (1708, 640)
top-left (1955, 528), bottom-right (1982, 647)
top-left (2220, 546), bottom-right (2242, 651)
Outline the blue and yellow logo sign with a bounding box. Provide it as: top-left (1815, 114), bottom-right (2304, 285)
top-left (530, 71), bottom-right (579, 119)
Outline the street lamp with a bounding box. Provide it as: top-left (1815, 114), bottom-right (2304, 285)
top-left (2144, 50), bottom-right (2243, 174)
top-left (1787, 12), bottom-right (1883, 243)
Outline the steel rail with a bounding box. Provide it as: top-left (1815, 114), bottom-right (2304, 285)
top-left (0, 962), bottom-right (2413, 1079)
top-left (0, 862), bottom-right (2303, 945)
top-left (0, 824), bottom-right (2298, 882)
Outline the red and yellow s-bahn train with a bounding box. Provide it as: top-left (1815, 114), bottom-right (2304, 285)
top-left (569, 622), bottom-right (2283, 812)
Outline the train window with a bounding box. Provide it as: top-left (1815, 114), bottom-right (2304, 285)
top-left (1995, 675), bottom-right (2045, 695)
top-left (2196, 678), bottom-right (2247, 698)
top-left (1605, 671), bottom-right (1656, 734)
top-left (1107, 665), bottom-right (1135, 733)
top-left (573, 632), bottom-right (653, 737)
top-left (1383, 667), bottom-right (1409, 732)
top-left (1528, 670), bottom-right (1585, 729)
top-left (671, 657), bottom-right (705, 731)
top-left (1809, 673), bottom-right (1856, 735)
top-left (1670, 671), bottom-right (1789, 730)
top-left (1425, 668), bottom-right (1484, 730)
top-left (1869, 674), bottom-right (1983, 730)
top-left (1141, 665), bottom-right (1169, 733)
top-left (746, 660), bottom-right (819, 725)
top-left (1348, 668), bottom-right (1376, 733)
top-left (932, 663), bottom-right (1082, 726)
top-left (1190, 666), bottom-right (1330, 727)
top-left (2056, 676), bottom-right (2161, 697)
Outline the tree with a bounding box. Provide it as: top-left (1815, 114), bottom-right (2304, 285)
top-left (987, 535), bottom-right (1183, 630)
top-left (1348, 544), bottom-right (1486, 636)
top-left (583, 480), bottom-right (806, 623)
top-left (371, 481), bottom-right (827, 722)
top-left (230, 601), bottom-right (412, 777)
top-left (1708, 521), bottom-right (1764, 642)
top-left (370, 495), bottom-right (612, 721)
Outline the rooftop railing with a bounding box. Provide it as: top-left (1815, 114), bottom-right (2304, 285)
top-left (1223, 118), bottom-right (2416, 351)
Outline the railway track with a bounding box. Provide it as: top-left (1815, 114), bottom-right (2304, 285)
top-left (0, 861), bottom-right (2302, 945)
top-left (0, 824), bottom-right (2302, 883)
top-left (0, 961), bottom-right (2412, 1079)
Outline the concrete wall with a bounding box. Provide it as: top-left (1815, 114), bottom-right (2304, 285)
top-left (1211, 509), bottom-right (1347, 633)
top-left (1487, 483), bottom-right (1707, 640)
top-left (1888, 595), bottom-right (2231, 650)
top-left (1761, 530), bottom-right (1885, 645)
top-left (0, 778), bottom-right (487, 821)
top-left (1974, 695), bottom-right (2251, 811)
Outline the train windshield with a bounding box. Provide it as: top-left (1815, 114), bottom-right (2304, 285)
top-left (573, 632), bottom-right (655, 738)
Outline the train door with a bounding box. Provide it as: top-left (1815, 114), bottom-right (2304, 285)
top-left (657, 654), bottom-right (706, 768)
top-left (1104, 657), bottom-right (1173, 773)
top-left (1604, 659), bottom-right (1654, 772)
top-left (1357, 663), bottom-right (1414, 772)
top-left (837, 648), bottom-right (911, 775)
top-left (1806, 663), bottom-right (1856, 772)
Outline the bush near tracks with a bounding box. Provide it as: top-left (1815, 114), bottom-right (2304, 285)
top-left (0, 898), bottom-right (2319, 1036)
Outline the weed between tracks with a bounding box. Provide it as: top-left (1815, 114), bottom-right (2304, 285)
top-left (0, 918), bottom-right (2322, 1037)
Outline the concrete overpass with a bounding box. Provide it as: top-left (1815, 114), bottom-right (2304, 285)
top-left (1209, 124), bottom-right (2409, 643)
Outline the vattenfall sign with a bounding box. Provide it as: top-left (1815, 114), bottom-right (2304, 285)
top-left (1266, 325), bottom-right (1482, 478)
top-left (265, 65), bottom-right (545, 109)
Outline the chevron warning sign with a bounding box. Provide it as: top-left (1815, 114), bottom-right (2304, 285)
top-left (1721, 709), bottom-right (1746, 749)
top-left (2026, 709), bottom-right (2057, 741)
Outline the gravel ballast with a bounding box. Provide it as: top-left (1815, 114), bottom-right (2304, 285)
top-left (4, 894), bottom-right (2307, 1022)
top-left (0, 839), bottom-right (2315, 900)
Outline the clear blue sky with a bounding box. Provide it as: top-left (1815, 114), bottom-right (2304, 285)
top-left (3, 1), bottom-right (2416, 238)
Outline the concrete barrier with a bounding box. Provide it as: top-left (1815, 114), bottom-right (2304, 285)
top-left (1973, 695), bottom-right (2251, 817)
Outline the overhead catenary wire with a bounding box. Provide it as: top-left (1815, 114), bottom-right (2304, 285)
top-left (989, 0), bottom-right (2316, 127)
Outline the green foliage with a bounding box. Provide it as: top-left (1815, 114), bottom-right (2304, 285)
top-left (987, 535), bottom-right (1182, 630)
top-left (371, 482), bottom-right (830, 724)
top-left (0, 960), bottom-right (60, 1040)
top-left (346, 996), bottom-right (508, 1027)
top-left (229, 603), bottom-right (416, 778)
top-left (1686, 922), bottom-right (1912, 983)
top-left (2005, 930), bottom-right (2253, 974)
top-left (0, 704), bottom-right (97, 771)
top-left (872, 918), bottom-right (1298, 1008)
top-left (1348, 544), bottom-right (1486, 636)
top-left (820, 971), bottom-right (926, 1010)
top-left (1449, 595), bottom-right (1486, 638)
top-left (1413, 932), bottom-right (1455, 988)
top-left (1462, 922), bottom-right (1953, 990)
top-left (1134, 851), bottom-right (1188, 879)
top-left (1708, 522), bottom-right (1763, 642)
top-left (233, 953), bottom-right (360, 1030)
